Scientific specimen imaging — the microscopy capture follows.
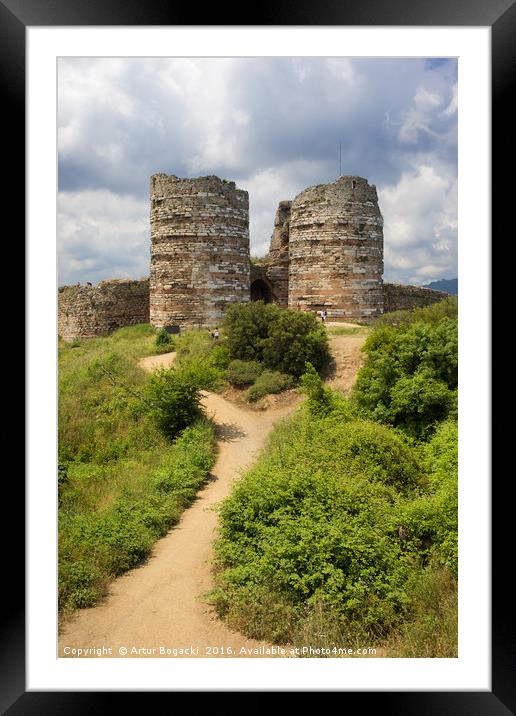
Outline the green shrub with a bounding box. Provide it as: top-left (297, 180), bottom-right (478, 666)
top-left (223, 301), bottom-right (279, 362)
top-left (212, 407), bottom-right (428, 644)
top-left (389, 370), bottom-right (456, 438)
top-left (144, 358), bottom-right (221, 440)
top-left (353, 310), bottom-right (457, 438)
top-left (227, 359), bottom-right (263, 387)
top-left (261, 310), bottom-right (330, 377)
top-left (223, 302), bottom-right (330, 377)
top-left (155, 327), bottom-right (173, 347)
top-left (246, 371), bottom-right (294, 402)
top-left (211, 343), bottom-right (231, 370)
top-left (299, 362), bottom-right (335, 417)
top-left (399, 419), bottom-right (458, 576)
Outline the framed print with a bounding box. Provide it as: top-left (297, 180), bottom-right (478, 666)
top-left (5, 0), bottom-right (509, 709)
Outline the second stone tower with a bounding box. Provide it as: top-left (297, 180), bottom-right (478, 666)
top-left (150, 174), bottom-right (250, 327)
top-left (288, 176), bottom-right (384, 321)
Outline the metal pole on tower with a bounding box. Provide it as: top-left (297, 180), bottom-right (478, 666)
top-left (339, 141), bottom-right (342, 177)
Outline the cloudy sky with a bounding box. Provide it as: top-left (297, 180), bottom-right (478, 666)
top-left (58, 57), bottom-right (457, 286)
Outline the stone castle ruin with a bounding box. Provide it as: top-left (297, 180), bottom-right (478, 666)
top-left (150, 174), bottom-right (250, 327)
top-left (288, 177), bottom-right (384, 320)
top-left (58, 173), bottom-right (449, 339)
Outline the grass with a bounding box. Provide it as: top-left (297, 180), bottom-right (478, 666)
top-left (382, 567), bottom-right (458, 657)
top-left (58, 324), bottom-right (217, 615)
top-left (58, 325), bottom-right (166, 464)
top-left (326, 326), bottom-right (367, 336)
top-left (59, 421), bottom-right (216, 614)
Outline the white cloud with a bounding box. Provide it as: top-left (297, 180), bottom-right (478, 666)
top-left (398, 87), bottom-right (444, 144)
top-left (58, 190), bottom-right (149, 285)
top-left (379, 162), bottom-right (457, 284)
top-left (57, 57), bottom-right (457, 285)
top-left (242, 160), bottom-right (329, 256)
top-left (442, 82), bottom-right (458, 117)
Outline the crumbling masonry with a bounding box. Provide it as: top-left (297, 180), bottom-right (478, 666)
top-left (149, 175), bottom-right (250, 327)
top-left (58, 174), bottom-right (449, 339)
top-left (287, 176), bottom-right (384, 320)
top-left (58, 279), bottom-right (149, 341)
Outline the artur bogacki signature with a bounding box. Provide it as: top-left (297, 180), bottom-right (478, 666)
top-left (62, 644), bottom-right (376, 657)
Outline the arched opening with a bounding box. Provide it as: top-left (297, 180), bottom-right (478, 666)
top-left (250, 279), bottom-right (272, 303)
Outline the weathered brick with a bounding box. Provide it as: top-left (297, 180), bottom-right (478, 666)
top-left (149, 174), bottom-right (250, 327)
top-left (58, 279), bottom-right (149, 340)
top-left (287, 176), bottom-right (384, 322)
top-left (383, 283), bottom-right (449, 312)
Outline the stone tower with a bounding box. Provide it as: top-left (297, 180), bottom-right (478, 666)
top-left (288, 176), bottom-right (384, 321)
top-left (149, 174), bottom-right (250, 327)
top-left (265, 200), bottom-right (291, 307)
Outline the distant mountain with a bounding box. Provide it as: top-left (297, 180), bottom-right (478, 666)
top-left (422, 278), bottom-right (458, 295)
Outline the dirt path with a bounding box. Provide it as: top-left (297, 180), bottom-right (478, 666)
top-left (138, 351), bottom-right (177, 372)
top-left (59, 334), bottom-right (367, 659)
top-left (59, 353), bottom-right (300, 658)
top-left (326, 332), bottom-right (368, 394)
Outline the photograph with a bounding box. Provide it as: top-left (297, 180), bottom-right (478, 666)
top-left (10, 8), bottom-right (503, 705)
top-left (56, 55), bottom-right (459, 661)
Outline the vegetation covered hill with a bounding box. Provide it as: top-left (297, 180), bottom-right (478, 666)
top-left (212, 298), bottom-right (458, 656)
top-left (58, 325), bottom-right (219, 613)
top-left (58, 311), bottom-right (329, 616)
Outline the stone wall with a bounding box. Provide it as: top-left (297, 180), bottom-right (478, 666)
top-left (149, 174), bottom-right (250, 327)
top-left (288, 176), bottom-right (384, 322)
top-left (383, 283), bottom-right (449, 313)
top-left (265, 200), bottom-right (291, 307)
top-left (58, 279), bottom-right (150, 340)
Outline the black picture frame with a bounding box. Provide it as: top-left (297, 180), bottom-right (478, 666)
top-left (7, 0), bottom-right (508, 710)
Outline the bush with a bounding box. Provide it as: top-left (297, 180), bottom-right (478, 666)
top-left (227, 359), bottom-right (263, 387)
top-left (299, 362), bottom-right (336, 417)
top-left (223, 301), bottom-right (278, 362)
top-left (211, 344), bottom-right (231, 370)
top-left (223, 302), bottom-right (330, 377)
top-left (144, 358), bottom-right (221, 440)
top-left (246, 371), bottom-right (294, 402)
top-left (399, 419), bottom-right (458, 576)
top-left (155, 327), bottom-right (173, 348)
top-left (353, 308), bottom-right (457, 438)
top-left (212, 407), bottom-right (428, 645)
top-left (389, 370), bottom-right (456, 438)
top-left (261, 310), bottom-right (330, 377)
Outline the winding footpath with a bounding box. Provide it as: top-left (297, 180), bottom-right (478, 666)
top-left (59, 329), bottom-right (366, 659)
